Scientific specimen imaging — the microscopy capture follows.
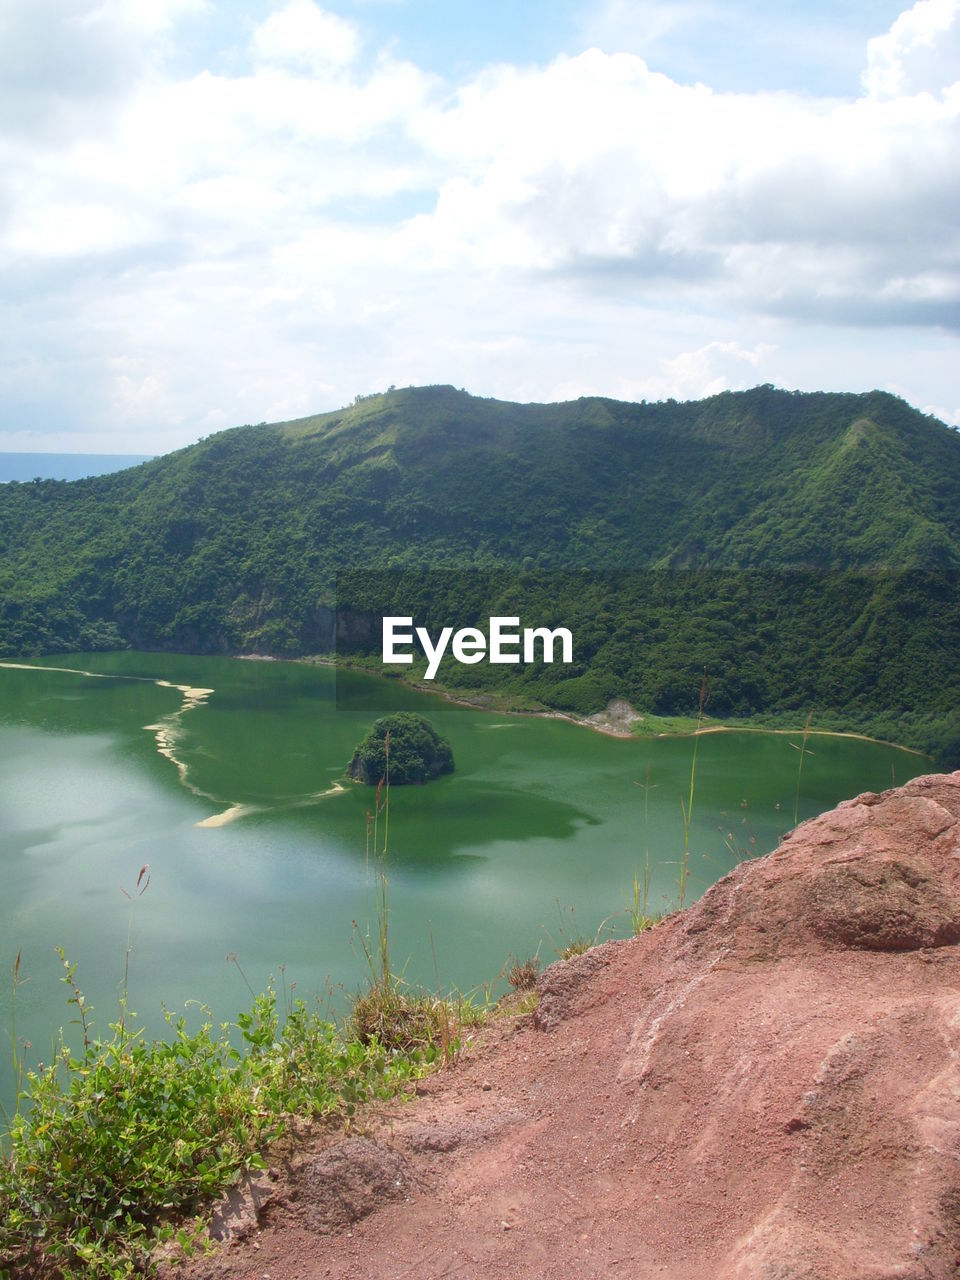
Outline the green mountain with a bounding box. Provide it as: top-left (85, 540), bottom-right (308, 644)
top-left (1, 385), bottom-right (958, 760)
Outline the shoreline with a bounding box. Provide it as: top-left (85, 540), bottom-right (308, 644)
top-left (7, 651), bottom-right (929, 760)
top-left (280, 652), bottom-right (931, 758)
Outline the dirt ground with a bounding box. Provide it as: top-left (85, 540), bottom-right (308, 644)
top-left (166, 772), bottom-right (960, 1280)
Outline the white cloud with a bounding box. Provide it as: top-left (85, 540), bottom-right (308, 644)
top-left (83, 0), bottom-right (210, 38)
top-left (622, 340), bottom-right (779, 403)
top-left (250, 1), bottom-right (360, 71)
top-left (580, 0), bottom-right (717, 60)
top-left (922, 402), bottom-right (960, 426)
top-left (403, 45), bottom-right (960, 330)
top-left (863, 0), bottom-right (960, 98)
top-left (0, 0), bottom-right (957, 451)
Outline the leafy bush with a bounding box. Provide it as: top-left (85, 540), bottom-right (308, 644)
top-left (0, 980), bottom-right (422, 1279)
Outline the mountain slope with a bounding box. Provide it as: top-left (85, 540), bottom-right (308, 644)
top-left (1, 385), bottom-right (958, 758)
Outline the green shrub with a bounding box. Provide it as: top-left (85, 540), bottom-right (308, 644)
top-left (0, 980), bottom-right (422, 1279)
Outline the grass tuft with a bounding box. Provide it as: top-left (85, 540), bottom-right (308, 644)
top-left (559, 939), bottom-right (592, 959)
top-left (350, 982), bottom-right (481, 1058)
top-left (507, 957), bottom-right (540, 990)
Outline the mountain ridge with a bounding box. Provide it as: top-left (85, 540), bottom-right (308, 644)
top-left (1, 384), bottom-right (958, 761)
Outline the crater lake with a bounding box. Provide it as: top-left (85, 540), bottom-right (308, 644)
top-left (0, 652), bottom-right (929, 1113)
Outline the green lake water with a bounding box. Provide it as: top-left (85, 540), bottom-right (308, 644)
top-left (0, 652), bottom-right (929, 1113)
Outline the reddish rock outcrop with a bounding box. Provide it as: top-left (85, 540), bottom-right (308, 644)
top-left (175, 772), bottom-right (960, 1280)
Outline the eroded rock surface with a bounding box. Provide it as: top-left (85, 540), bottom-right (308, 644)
top-left (294, 1138), bottom-right (415, 1234)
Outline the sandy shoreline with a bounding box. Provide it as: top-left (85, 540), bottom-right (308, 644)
top-left (274, 653), bottom-right (930, 756)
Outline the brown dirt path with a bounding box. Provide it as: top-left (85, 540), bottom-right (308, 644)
top-left (168, 772), bottom-right (960, 1280)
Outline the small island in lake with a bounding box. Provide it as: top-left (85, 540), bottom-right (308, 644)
top-left (348, 711), bottom-right (455, 785)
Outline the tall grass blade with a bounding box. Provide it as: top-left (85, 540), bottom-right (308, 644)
top-left (792, 712), bottom-right (813, 827)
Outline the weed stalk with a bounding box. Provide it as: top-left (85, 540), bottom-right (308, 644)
top-left (118, 864), bottom-right (150, 1051)
top-left (678, 671), bottom-right (707, 910)
top-left (631, 762), bottom-right (658, 932)
top-left (791, 712), bottom-right (813, 827)
top-left (3, 949), bottom-right (25, 1126)
top-left (56, 947), bottom-right (92, 1062)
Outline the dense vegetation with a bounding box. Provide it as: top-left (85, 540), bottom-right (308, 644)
top-left (1, 384), bottom-right (958, 761)
top-left (348, 712), bottom-right (455, 785)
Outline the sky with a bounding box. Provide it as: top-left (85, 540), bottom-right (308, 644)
top-left (0, 0), bottom-right (958, 453)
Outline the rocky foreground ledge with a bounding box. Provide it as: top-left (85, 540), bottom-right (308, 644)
top-left (173, 772), bottom-right (960, 1280)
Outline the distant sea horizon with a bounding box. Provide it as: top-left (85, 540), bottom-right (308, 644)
top-left (0, 452), bottom-right (154, 482)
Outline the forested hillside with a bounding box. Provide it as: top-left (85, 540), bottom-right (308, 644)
top-left (1, 385), bottom-right (958, 760)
